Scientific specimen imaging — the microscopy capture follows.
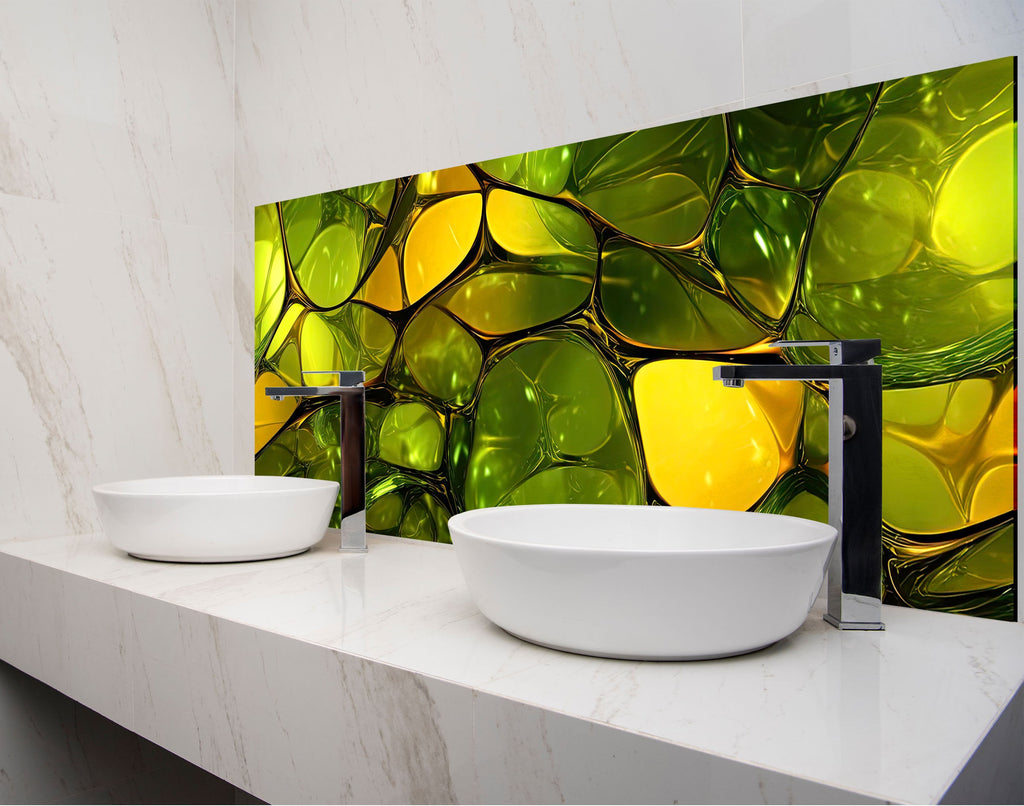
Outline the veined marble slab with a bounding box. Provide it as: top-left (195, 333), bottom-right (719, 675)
top-left (0, 532), bottom-right (1021, 804)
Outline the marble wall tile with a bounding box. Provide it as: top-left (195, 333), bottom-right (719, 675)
top-left (0, 0), bottom-right (234, 227)
top-left (0, 194), bottom-right (234, 540)
top-left (741, 0), bottom-right (1024, 103)
top-left (1, 0), bottom-right (237, 540)
top-left (233, 0), bottom-right (745, 210)
top-left (233, 227), bottom-right (255, 472)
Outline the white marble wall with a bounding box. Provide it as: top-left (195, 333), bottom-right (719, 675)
top-left (233, 0), bottom-right (1024, 591)
top-left (0, 0), bottom-right (236, 543)
top-left (0, 1), bottom-right (237, 801)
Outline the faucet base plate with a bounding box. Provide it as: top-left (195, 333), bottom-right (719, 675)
top-left (824, 614), bottom-right (886, 631)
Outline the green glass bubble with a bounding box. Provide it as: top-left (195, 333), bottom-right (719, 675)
top-left (523, 145), bottom-right (574, 195)
top-left (802, 389), bottom-right (830, 469)
top-left (254, 203), bottom-right (287, 363)
top-left (341, 179), bottom-right (396, 219)
top-left (528, 195), bottom-right (597, 259)
top-left (475, 145), bottom-right (574, 196)
top-left (920, 526), bottom-right (1014, 595)
top-left (729, 86), bottom-right (876, 189)
top-left (282, 194), bottom-right (323, 267)
top-left (807, 169), bottom-right (930, 285)
top-left (600, 243), bottom-right (765, 350)
top-left (379, 401), bottom-right (445, 471)
top-left (402, 306), bottom-right (482, 405)
top-left (476, 153), bottom-right (523, 183)
top-left (366, 491), bottom-right (403, 532)
top-left (307, 445), bottom-right (341, 485)
top-left (447, 414), bottom-right (472, 505)
top-left (781, 492), bottom-right (829, 524)
top-left (707, 184), bottom-right (812, 322)
top-left (572, 117), bottom-right (728, 245)
top-left (365, 402), bottom-right (385, 461)
top-left (300, 305), bottom-right (396, 384)
top-left (399, 494), bottom-right (452, 543)
top-left (296, 223), bottom-right (363, 307)
top-left (255, 439), bottom-right (298, 477)
top-left (466, 333), bottom-right (642, 509)
top-left (504, 466), bottom-right (631, 506)
top-left (442, 267), bottom-right (593, 336)
top-left (309, 404), bottom-right (340, 449)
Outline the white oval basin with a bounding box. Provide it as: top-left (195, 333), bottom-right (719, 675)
top-left (448, 504), bottom-right (837, 661)
top-left (93, 476), bottom-right (339, 562)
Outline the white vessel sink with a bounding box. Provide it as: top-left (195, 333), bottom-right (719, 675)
top-left (93, 475), bottom-right (339, 562)
top-left (448, 504), bottom-right (837, 660)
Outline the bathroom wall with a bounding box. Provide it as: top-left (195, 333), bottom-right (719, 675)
top-left (0, 1), bottom-right (238, 801)
top-left (0, 0), bottom-right (1019, 801)
top-left (236, 0), bottom-right (1023, 616)
top-left (0, 0), bottom-right (236, 544)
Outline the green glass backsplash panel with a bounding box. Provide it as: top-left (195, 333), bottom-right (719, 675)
top-left (255, 57), bottom-right (1017, 620)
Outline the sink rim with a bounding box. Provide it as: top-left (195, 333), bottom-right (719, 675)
top-left (93, 474), bottom-right (338, 497)
top-left (449, 503), bottom-right (837, 556)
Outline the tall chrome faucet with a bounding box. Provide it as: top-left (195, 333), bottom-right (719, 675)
top-left (713, 340), bottom-right (884, 630)
top-left (265, 370), bottom-right (367, 553)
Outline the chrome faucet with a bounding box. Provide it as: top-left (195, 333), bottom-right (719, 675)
top-left (265, 370), bottom-right (367, 553)
top-left (713, 340), bottom-right (884, 630)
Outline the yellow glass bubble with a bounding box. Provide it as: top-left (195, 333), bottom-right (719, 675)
top-left (634, 360), bottom-right (802, 510)
top-left (266, 303), bottom-right (303, 360)
top-left (356, 247), bottom-right (404, 311)
top-left (487, 189), bottom-right (568, 256)
top-left (932, 124), bottom-right (1015, 273)
top-left (254, 204), bottom-right (286, 350)
top-left (403, 194), bottom-right (482, 303)
top-left (946, 379), bottom-right (994, 435)
top-left (255, 372), bottom-right (297, 454)
top-left (881, 437), bottom-right (964, 533)
top-left (882, 376), bottom-right (1014, 534)
top-left (296, 223), bottom-right (362, 307)
top-left (299, 312), bottom-right (339, 375)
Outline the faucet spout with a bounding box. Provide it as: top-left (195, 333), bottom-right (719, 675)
top-left (264, 370), bottom-right (367, 553)
top-left (713, 340), bottom-right (884, 631)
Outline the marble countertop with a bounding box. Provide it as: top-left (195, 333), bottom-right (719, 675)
top-left (1, 531), bottom-right (1022, 804)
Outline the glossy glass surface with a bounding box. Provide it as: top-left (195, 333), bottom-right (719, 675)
top-left (255, 57), bottom-right (1016, 619)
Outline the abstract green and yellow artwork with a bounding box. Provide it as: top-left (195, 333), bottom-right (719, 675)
top-left (255, 57), bottom-right (1017, 619)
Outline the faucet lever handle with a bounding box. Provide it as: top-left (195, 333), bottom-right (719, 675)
top-left (301, 370), bottom-right (366, 387)
top-left (770, 339), bottom-right (881, 365)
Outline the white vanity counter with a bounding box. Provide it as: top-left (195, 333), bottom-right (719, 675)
top-left (0, 531), bottom-right (1021, 804)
